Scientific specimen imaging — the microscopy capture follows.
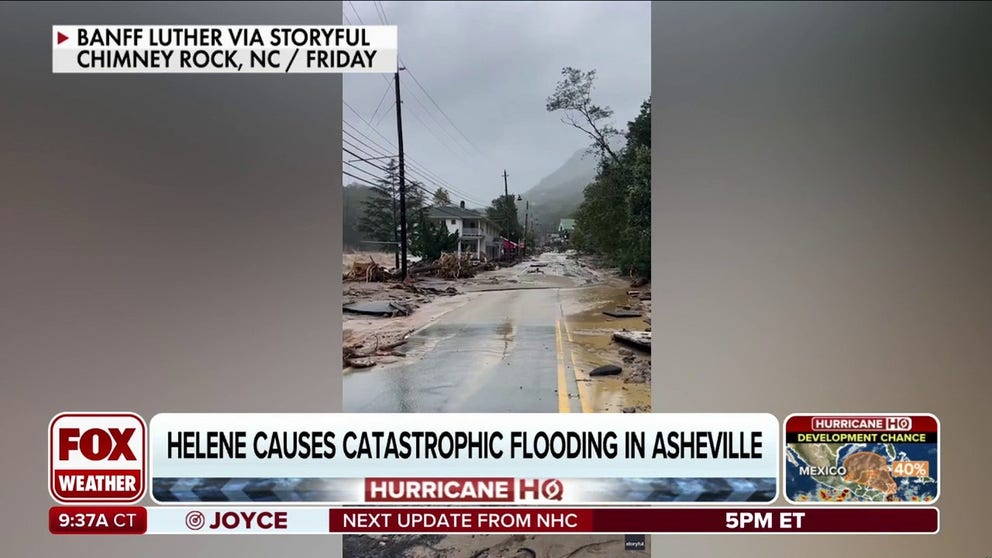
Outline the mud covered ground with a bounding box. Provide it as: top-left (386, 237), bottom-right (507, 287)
top-left (342, 251), bottom-right (651, 412)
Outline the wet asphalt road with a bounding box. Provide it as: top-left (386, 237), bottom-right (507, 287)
top-left (343, 286), bottom-right (585, 412)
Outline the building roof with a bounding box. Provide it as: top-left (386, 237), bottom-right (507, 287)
top-left (558, 218), bottom-right (576, 231)
top-left (429, 205), bottom-right (485, 220)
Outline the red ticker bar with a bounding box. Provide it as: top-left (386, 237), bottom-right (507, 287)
top-left (329, 507), bottom-right (938, 534)
top-left (49, 506), bottom-right (147, 535)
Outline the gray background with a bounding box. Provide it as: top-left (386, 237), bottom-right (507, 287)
top-left (1, 1), bottom-right (343, 556)
top-left (2, 2), bottom-right (991, 557)
top-left (652, 2), bottom-right (990, 556)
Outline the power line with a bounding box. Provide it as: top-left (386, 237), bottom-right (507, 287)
top-left (343, 121), bottom-right (466, 196)
top-left (403, 81), bottom-right (476, 160)
top-left (341, 171), bottom-right (380, 190)
top-left (344, 135), bottom-right (452, 199)
top-left (401, 63), bottom-right (488, 159)
top-left (376, 0), bottom-right (390, 24)
top-left (358, 5), bottom-right (474, 161)
top-left (343, 168), bottom-right (454, 211)
top-left (344, 160), bottom-right (488, 223)
top-left (345, 91), bottom-right (489, 205)
top-left (344, 165), bottom-right (442, 208)
top-left (373, 101), bottom-right (395, 127)
top-left (343, 161), bottom-right (388, 184)
top-left (343, 147), bottom-right (393, 174)
top-left (345, 101), bottom-right (396, 148)
top-left (346, 1), bottom-right (365, 25)
top-left (343, 139), bottom-right (485, 209)
top-left (343, 135), bottom-right (389, 160)
top-left (343, 126), bottom-right (394, 159)
top-left (348, 1), bottom-right (490, 170)
top-left (343, 133), bottom-right (489, 208)
top-left (368, 79), bottom-right (393, 124)
top-left (403, 98), bottom-right (474, 162)
top-left (342, 112), bottom-right (490, 206)
top-left (373, 0), bottom-right (388, 25)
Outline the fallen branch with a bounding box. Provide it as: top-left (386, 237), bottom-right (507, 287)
top-left (342, 330), bottom-right (414, 360)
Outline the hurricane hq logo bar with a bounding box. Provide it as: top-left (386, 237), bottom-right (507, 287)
top-left (49, 412), bottom-right (146, 503)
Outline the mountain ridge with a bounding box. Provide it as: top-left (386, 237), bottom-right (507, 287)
top-left (520, 146), bottom-right (601, 235)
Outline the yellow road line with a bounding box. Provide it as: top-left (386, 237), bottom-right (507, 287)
top-left (554, 319), bottom-right (570, 413)
top-left (561, 317), bottom-right (593, 413)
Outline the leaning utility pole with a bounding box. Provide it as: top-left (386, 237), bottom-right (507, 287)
top-left (395, 69), bottom-right (408, 278)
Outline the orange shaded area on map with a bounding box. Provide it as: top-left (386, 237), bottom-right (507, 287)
top-left (842, 451), bottom-right (897, 494)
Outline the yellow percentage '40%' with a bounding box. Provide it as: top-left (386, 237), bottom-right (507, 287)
top-left (891, 460), bottom-right (929, 477)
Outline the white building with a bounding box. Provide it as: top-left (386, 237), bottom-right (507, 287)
top-left (428, 202), bottom-right (502, 260)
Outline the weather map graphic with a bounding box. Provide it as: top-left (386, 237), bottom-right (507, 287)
top-left (784, 415), bottom-right (938, 504)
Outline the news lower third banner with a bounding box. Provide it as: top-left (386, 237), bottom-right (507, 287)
top-left (147, 413), bottom-right (779, 504)
top-left (48, 506), bottom-right (940, 535)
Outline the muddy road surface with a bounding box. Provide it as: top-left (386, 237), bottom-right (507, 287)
top-left (343, 252), bottom-right (651, 413)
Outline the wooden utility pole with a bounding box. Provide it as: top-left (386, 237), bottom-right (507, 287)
top-left (523, 200), bottom-right (529, 258)
top-left (501, 169), bottom-right (510, 258)
top-left (395, 69), bottom-right (408, 278)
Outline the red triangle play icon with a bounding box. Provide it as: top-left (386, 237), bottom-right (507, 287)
top-left (57, 32), bottom-right (68, 45)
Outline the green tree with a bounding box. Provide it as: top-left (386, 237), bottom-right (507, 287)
top-left (548, 68), bottom-right (651, 278)
top-left (411, 210), bottom-right (458, 260)
top-left (546, 67), bottom-right (622, 166)
top-left (431, 187), bottom-right (452, 206)
top-left (358, 158), bottom-right (400, 263)
top-left (486, 194), bottom-right (523, 242)
top-left (405, 179), bottom-right (428, 252)
top-left (358, 160), bottom-right (429, 268)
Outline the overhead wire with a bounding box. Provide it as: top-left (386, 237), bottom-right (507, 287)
top-left (343, 2), bottom-right (495, 207)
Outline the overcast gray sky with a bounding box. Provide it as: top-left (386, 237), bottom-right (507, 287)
top-left (343, 1), bottom-right (650, 207)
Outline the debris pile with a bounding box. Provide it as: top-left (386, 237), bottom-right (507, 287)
top-left (343, 330), bottom-right (413, 369)
top-left (436, 252), bottom-right (476, 278)
top-left (345, 257), bottom-right (392, 282)
top-left (407, 252), bottom-right (496, 279)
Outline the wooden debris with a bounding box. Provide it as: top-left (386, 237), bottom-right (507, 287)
top-left (345, 256), bottom-right (391, 282)
top-left (604, 309), bottom-right (643, 318)
top-left (343, 331), bottom-right (414, 369)
top-left (613, 330), bottom-right (651, 352)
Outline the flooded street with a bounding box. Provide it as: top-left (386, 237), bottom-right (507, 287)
top-left (343, 252), bottom-right (651, 413)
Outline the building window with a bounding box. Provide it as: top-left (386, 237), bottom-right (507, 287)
top-left (451, 219), bottom-right (456, 225)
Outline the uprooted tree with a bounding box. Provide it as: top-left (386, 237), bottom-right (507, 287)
top-left (547, 67), bottom-right (651, 279)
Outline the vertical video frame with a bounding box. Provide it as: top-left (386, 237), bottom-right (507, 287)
top-left (341, 1), bottom-right (651, 556)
